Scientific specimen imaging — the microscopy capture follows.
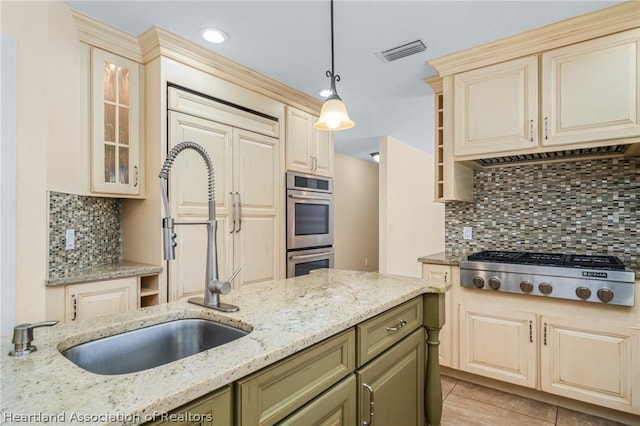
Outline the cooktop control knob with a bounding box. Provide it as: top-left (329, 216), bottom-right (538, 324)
top-left (519, 281), bottom-right (533, 293)
top-left (597, 288), bottom-right (614, 303)
top-left (488, 278), bottom-right (501, 290)
top-left (472, 276), bottom-right (485, 288)
top-left (575, 287), bottom-right (592, 300)
top-left (539, 282), bottom-right (553, 295)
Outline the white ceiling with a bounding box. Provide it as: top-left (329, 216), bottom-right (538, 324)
top-left (65, 0), bottom-right (620, 162)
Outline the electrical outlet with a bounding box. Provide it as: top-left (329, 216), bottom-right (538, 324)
top-left (463, 227), bottom-right (473, 240)
top-left (65, 229), bottom-right (75, 250)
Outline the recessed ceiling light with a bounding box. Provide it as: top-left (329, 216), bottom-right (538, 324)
top-left (317, 88), bottom-right (332, 98)
top-left (201, 28), bottom-right (228, 44)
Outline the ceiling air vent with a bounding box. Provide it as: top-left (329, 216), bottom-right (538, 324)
top-left (375, 39), bottom-right (427, 63)
top-left (473, 145), bottom-right (629, 167)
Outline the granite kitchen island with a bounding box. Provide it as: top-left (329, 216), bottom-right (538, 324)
top-left (1, 270), bottom-right (449, 425)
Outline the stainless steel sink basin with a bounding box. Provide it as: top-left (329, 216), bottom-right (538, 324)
top-left (61, 319), bottom-right (249, 375)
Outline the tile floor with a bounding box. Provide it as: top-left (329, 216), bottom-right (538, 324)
top-left (440, 376), bottom-right (630, 426)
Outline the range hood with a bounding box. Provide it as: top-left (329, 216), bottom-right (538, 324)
top-left (473, 144), bottom-right (631, 167)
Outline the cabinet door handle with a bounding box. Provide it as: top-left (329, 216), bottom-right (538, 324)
top-left (529, 119), bottom-right (534, 142)
top-left (133, 165), bottom-right (139, 187)
top-left (444, 271), bottom-right (448, 283)
top-left (71, 294), bottom-right (78, 321)
top-left (544, 117), bottom-right (549, 140)
top-left (235, 192), bottom-right (242, 233)
top-left (362, 383), bottom-right (374, 426)
top-left (543, 322), bottom-right (548, 346)
top-left (229, 192), bottom-right (236, 233)
top-left (385, 319), bottom-right (407, 332)
top-left (529, 320), bottom-right (533, 343)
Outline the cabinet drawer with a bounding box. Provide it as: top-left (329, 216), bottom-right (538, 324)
top-left (356, 297), bottom-right (423, 366)
top-left (145, 385), bottom-right (231, 425)
top-left (277, 375), bottom-right (356, 426)
top-left (235, 329), bottom-right (355, 426)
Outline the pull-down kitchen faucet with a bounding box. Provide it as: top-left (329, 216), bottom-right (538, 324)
top-left (159, 141), bottom-right (239, 312)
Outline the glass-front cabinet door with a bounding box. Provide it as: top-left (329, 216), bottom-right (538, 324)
top-left (91, 48), bottom-right (141, 196)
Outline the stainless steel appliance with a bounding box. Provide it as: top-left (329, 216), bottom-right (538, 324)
top-left (286, 172), bottom-right (334, 277)
top-left (460, 251), bottom-right (635, 306)
top-left (287, 247), bottom-right (335, 278)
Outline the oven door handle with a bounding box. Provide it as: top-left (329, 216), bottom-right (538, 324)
top-left (290, 251), bottom-right (334, 260)
top-left (288, 194), bottom-right (331, 202)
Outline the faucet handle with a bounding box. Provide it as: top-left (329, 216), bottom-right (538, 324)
top-left (208, 268), bottom-right (241, 295)
top-left (9, 320), bottom-right (59, 357)
top-left (226, 268), bottom-right (242, 286)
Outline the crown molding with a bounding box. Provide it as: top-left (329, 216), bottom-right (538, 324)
top-left (138, 26), bottom-right (322, 115)
top-left (429, 1), bottom-right (640, 76)
top-left (423, 76), bottom-right (443, 93)
top-left (70, 10), bottom-right (143, 63)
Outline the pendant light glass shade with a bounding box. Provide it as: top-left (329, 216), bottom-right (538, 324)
top-left (314, 98), bottom-right (355, 130)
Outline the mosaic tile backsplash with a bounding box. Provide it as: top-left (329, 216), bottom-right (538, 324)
top-left (445, 158), bottom-right (639, 269)
top-left (49, 191), bottom-right (121, 278)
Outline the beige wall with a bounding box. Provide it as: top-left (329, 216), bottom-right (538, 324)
top-left (333, 154), bottom-right (379, 272)
top-left (379, 136), bottom-right (445, 278)
top-left (1, 0), bottom-right (82, 325)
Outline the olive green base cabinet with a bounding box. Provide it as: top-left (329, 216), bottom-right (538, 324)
top-left (235, 329), bottom-right (355, 426)
top-left (278, 375), bottom-right (357, 425)
top-left (356, 328), bottom-right (426, 426)
top-left (146, 385), bottom-right (232, 426)
top-left (148, 295), bottom-right (444, 426)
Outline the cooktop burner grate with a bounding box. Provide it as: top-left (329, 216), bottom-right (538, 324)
top-left (467, 250), bottom-right (626, 271)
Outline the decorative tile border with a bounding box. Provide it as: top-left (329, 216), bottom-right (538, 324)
top-left (445, 158), bottom-right (639, 269)
top-left (48, 191), bottom-right (121, 278)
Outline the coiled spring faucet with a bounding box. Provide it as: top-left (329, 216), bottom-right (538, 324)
top-left (159, 141), bottom-right (240, 312)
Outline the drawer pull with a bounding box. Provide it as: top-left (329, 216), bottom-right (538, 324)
top-left (385, 319), bottom-right (407, 332)
top-left (362, 383), bottom-right (374, 425)
top-left (71, 294), bottom-right (77, 321)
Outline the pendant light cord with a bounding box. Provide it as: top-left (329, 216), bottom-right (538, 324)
top-left (327, 0), bottom-right (341, 100)
top-left (330, 0), bottom-right (335, 79)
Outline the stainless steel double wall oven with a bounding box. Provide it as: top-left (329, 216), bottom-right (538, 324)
top-left (286, 172), bottom-right (334, 277)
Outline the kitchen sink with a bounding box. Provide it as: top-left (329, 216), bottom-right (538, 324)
top-left (61, 319), bottom-right (250, 375)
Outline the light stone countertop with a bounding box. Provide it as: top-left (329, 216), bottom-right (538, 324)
top-left (46, 261), bottom-right (163, 286)
top-left (1, 269), bottom-right (449, 425)
top-left (418, 251), bottom-right (467, 266)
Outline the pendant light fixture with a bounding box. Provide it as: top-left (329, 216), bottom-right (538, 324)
top-left (314, 0), bottom-right (355, 131)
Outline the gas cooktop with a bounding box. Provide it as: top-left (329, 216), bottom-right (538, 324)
top-left (467, 250), bottom-right (626, 271)
top-left (459, 250), bottom-right (635, 306)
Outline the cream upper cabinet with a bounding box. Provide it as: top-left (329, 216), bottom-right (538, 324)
top-left (168, 110), bottom-right (280, 301)
top-left (313, 129), bottom-right (334, 177)
top-left (90, 48), bottom-right (143, 196)
top-left (454, 56), bottom-right (538, 157)
top-left (541, 29), bottom-right (640, 146)
top-left (64, 278), bottom-right (137, 323)
top-left (453, 29), bottom-right (640, 159)
top-left (540, 315), bottom-right (639, 414)
top-left (459, 304), bottom-right (537, 388)
top-left (286, 106), bottom-right (334, 177)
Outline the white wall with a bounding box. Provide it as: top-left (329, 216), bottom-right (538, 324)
top-left (333, 153), bottom-right (378, 272)
top-left (1, 0), bottom-right (82, 326)
top-left (379, 136), bottom-right (445, 278)
top-left (1, 34), bottom-right (18, 334)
